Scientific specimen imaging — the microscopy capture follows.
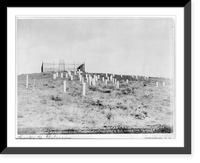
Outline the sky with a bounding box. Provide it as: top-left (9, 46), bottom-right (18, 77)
top-left (17, 18), bottom-right (174, 78)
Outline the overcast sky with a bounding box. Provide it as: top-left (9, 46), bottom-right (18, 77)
top-left (17, 18), bottom-right (174, 78)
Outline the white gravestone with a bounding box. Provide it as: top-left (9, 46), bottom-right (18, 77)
top-left (117, 81), bottom-right (119, 89)
top-left (64, 80), bottom-right (66, 92)
top-left (163, 81), bottom-right (165, 87)
top-left (53, 74), bottom-right (56, 79)
top-left (92, 78), bottom-right (96, 86)
top-left (82, 82), bottom-right (86, 96)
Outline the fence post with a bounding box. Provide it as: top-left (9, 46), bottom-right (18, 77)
top-left (61, 73), bottom-right (63, 78)
top-left (26, 75), bottom-right (28, 89)
top-left (105, 79), bottom-right (107, 85)
top-left (163, 81), bottom-right (165, 87)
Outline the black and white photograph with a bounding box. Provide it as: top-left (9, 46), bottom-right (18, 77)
top-left (16, 17), bottom-right (175, 138)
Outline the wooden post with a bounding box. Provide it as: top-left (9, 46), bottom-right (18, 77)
top-left (82, 82), bottom-right (86, 96)
top-left (102, 77), bottom-right (104, 82)
top-left (66, 73), bottom-right (68, 78)
top-left (61, 73), bottom-right (63, 78)
top-left (26, 75), bottom-right (28, 89)
top-left (71, 75), bottom-right (73, 81)
top-left (64, 80), bottom-right (66, 92)
top-left (105, 79), bottom-right (107, 85)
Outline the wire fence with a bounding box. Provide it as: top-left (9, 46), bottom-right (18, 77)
top-left (41, 62), bottom-right (85, 72)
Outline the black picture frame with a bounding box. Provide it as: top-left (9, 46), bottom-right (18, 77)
top-left (2, 1), bottom-right (191, 154)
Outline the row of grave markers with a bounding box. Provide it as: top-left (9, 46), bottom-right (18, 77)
top-left (25, 73), bottom-right (166, 95)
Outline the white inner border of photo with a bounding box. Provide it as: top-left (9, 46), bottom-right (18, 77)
top-left (7, 7), bottom-right (184, 147)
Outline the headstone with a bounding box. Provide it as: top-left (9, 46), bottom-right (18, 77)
top-left (126, 79), bottom-right (128, 83)
top-left (117, 81), bottom-right (119, 89)
top-left (82, 82), bottom-right (86, 96)
top-left (64, 80), bottom-right (66, 92)
top-left (92, 78), bottom-right (96, 86)
top-left (156, 82), bottom-right (158, 87)
top-left (89, 77), bottom-right (92, 85)
top-left (163, 81), bottom-right (165, 87)
top-left (26, 75), bottom-right (28, 89)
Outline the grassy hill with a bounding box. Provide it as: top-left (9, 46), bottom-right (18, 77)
top-left (17, 72), bottom-right (174, 135)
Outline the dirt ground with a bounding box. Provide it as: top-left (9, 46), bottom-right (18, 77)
top-left (17, 72), bottom-right (174, 135)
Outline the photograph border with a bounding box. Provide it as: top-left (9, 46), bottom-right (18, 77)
top-left (2, 1), bottom-right (191, 154)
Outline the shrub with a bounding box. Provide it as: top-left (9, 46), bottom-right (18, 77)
top-left (121, 87), bottom-right (132, 95)
top-left (51, 95), bottom-right (62, 101)
top-left (106, 112), bottom-right (113, 120)
top-left (89, 86), bottom-right (98, 91)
